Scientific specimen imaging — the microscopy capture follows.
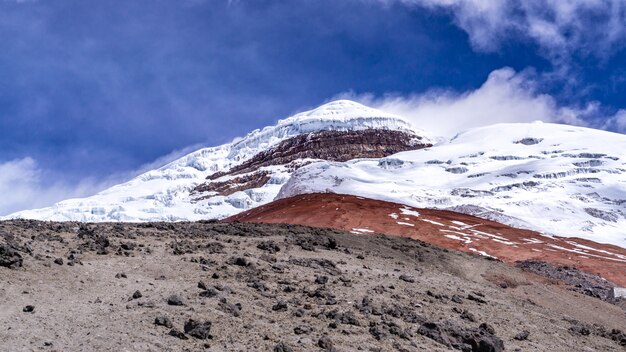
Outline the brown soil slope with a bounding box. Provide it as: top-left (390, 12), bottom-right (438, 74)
top-left (1, 221), bottom-right (625, 351)
top-left (228, 193), bottom-right (626, 287)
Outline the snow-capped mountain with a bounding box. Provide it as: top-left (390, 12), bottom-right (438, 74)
top-left (278, 122), bottom-right (626, 247)
top-left (5, 100), bottom-right (626, 248)
top-left (4, 100), bottom-right (429, 222)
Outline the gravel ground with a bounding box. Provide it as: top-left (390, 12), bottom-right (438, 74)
top-left (0, 220), bottom-right (625, 352)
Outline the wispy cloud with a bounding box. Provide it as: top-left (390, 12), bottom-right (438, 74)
top-left (383, 0), bottom-right (626, 65)
top-left (336, 67), bottom-right (622, 137)
top-left (604, 109), bottom-right (626, 132)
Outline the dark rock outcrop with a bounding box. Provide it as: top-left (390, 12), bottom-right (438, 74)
top-left (184, 319), bottom-right (212, 340)
top-left (516, 260), bottom-right (617, 301)
top-left (0, 244), bottom-right (23, 269)
top-left (195, 171), bottom-right (272, 197)
top-left (193, 129), bottom-right (430, 196)
top-left (417, 321), bottom-right (505, 352)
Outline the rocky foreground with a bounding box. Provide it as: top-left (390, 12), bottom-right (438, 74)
top-left (0, 220), bottom-right (625, 352)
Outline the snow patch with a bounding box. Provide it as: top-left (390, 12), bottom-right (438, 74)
top-left (469, 248), bottom-right (497, 259)
top-left (400, 207), bottom-right (420, 217)
top-left (352, 228), bottom-right (374, 233)
top-left (421, 219), bottom-right (446, 226)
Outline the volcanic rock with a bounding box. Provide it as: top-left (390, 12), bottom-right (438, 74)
top-left (155, 316), bottom-right (173, 328)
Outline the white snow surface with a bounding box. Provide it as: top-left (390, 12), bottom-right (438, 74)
top-left (3, 100), bottom-right (420, 222)
top-left (278, 122), bottom-right (626, 248)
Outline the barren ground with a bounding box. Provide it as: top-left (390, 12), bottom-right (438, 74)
top-left (1, 220), bottom-right (625, 352)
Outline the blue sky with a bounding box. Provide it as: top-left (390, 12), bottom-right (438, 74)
top-left (1, 0), bottom-right (625, 214)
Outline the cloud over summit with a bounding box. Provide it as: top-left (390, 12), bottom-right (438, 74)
top-left (339, 67), bottom-right (624, 137)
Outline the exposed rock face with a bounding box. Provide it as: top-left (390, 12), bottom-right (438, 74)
top-left (194, 129), bottom-right (430, 196)
top-left (195, 171), bottom-right (273, 197)
top-left (210, 129), bottom-right (429, 180)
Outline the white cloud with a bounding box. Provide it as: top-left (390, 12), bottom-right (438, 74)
top-left (384, 0), bottom-right (626, 64)
top-left (0, 158), bottom-right (107, 215)
top-left (335, 67), bottom-right (602, 137)
top-left (0, 144), bottom-right (205, 216)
